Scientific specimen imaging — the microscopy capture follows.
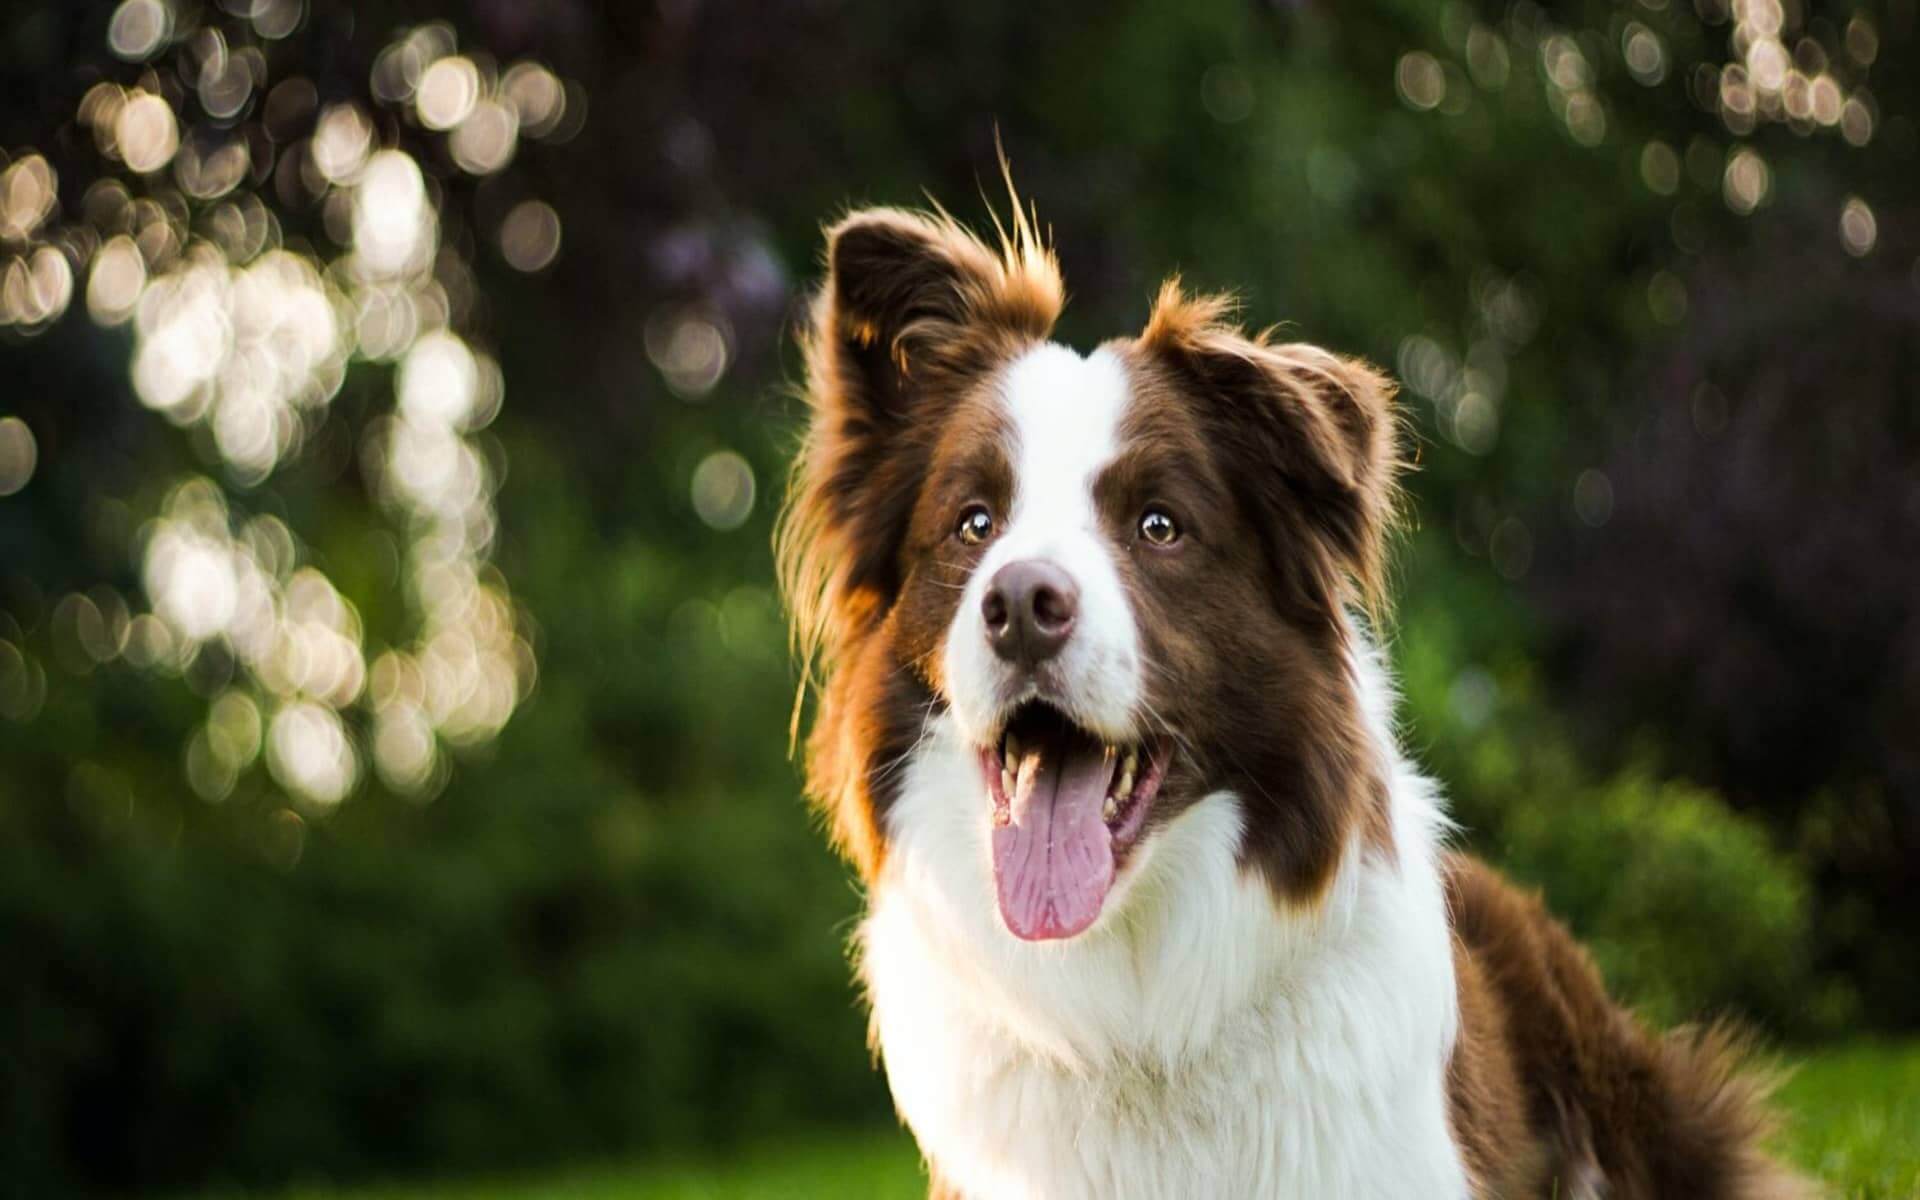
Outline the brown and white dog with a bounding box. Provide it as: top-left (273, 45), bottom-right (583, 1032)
top-left (777, 200), bottom-right (1811, 1199)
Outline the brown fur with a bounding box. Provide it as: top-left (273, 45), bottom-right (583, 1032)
top-left (777, 203), bottom-right (1061, 878)
top-left (777, 199), bottom-right (1812, 1198)
top-left (1137, 280), bottom-right (1403, 626)
top-left (1102, 335), bottom-right (1398, 901)
top-left (1444, 854), bottom-right (1815, 1198)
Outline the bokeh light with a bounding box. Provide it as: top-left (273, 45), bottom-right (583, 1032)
top-left (1623, 23), bottom-right (1667, 87)
top-left (1395, 0), bottom-right (1880, 220)
top-left (1640, 141), bottom-right (1680, 195)
top-left (0, 245), bottom-right (74, 328)
top-left (1396, 52), bottom-right (1445, 111)
top-left (1540, 34), bottom-right (1606, 146)
top-left (1489, 516), bottom-right (1534, 580)
top-left (0, 154), bottom-right (58, 242)
top-left (267, 700), bottom-right (357, 809)
top-left (449, 98), bottom-right (519, 174)
top-left (1705, 0), bottom-right (1877, 156)
top-left (353, 149), bottom-right (434, 279)
top-left (86, 235), bottom-right (146, 323)
top-left (106, 0), bottom-right (171, 61)
top-left (416, 55), bottom-right (481, 130)
top-left (1451, 391), bottom-right (1498, 455)
top-left (0, 13), bottom-right (578, 810)
top-left (1647, 271), bottom-right (1689, 325)
top-left (1724, 147), bottom-right (1772, 215)
top-left (498, 200), bottom-right (561, 272)
top-left (0, 636), bottom-right (47, 722)
top-left (691, 450), bottom-right (756, 531)
top-left (117, 91), bottom-right (179, 173)
top-left (0, 417), bottom-right (37, 496)
top-left (1573, 469), bottom-right (1615, 528)
top-left (1839, 196), bottom-right (1877, 257)
top-left (1459, 25), bottom-right (1507, 90)
top-left (502, 63), bottom-right (567, 138)
top-left (645, 308), bottom-right (731, 397)
top-left (1199, 64), bottom-right (1254, 124)
top-left (311, 104), bottom-right (374, 183)
top-left (131, 246), bottom-right (347, 482)
top-left (193, 32), bottom-right (258, 121)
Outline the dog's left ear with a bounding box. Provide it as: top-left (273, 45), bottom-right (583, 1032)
top-left (1139, 281), bottom-right (1401, 623)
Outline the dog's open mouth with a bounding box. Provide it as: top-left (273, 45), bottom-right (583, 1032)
top-left (977, 701), bottom-right (1171, 941)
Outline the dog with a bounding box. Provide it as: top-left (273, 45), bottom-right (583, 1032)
top-left (776, 198), bottom-right (1811, 1199)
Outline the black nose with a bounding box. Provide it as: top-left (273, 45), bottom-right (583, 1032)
top-left (982, 560), bottom-right (1078, 668)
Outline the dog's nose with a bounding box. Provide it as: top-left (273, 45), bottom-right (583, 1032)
top-left (983, 560), bottom-right (1078, 668)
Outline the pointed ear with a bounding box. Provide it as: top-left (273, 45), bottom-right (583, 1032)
top-left (1139, 281), bottom-right (1402, 622)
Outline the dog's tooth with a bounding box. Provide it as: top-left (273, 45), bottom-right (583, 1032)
top-left (1116, 762), bottom-right (1135, 799)
top-left (1001, 767), bottom-right (1014, 797)
top-left (1005, 731), bottom-right (1020, 764)
top-left (1124, 747), bottom-right (1138, 776)
top-left (1102, 794), bottom-right (1119, 822)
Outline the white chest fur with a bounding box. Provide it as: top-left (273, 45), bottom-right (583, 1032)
top-left (858, 713), bottom-right (1469, 1200)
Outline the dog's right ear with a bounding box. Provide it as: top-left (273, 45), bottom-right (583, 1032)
top-left (817, 207), bottom-right (1059, 428)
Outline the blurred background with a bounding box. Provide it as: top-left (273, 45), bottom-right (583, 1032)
top-left (1, 0), bottom-right (1916, 1196)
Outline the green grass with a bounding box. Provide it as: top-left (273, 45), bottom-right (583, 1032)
top-left (211, 1042), bottom-right (1920, 1200)
top-left (245, 1134), bottom-right (926, 1200)
top-left (1779, 1041), bottom-right (1920, 1199)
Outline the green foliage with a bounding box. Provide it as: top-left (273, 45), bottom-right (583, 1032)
top-left (1498, 772), bottom-right (1811, 1030)
top-left (0, 765), bottom-right (885, 1193)
top-left (1, 419), bottom-right (892, 1191)
top-left (1390, 540), bottom-right (1821, 1033)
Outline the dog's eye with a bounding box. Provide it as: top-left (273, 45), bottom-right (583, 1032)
top-left (956, 504), bottom-right (995, 546)
top-left (1138, 507), bottom-right (1180, 547)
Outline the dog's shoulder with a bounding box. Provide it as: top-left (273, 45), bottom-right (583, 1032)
top-left (1442, 852), bottom-right (1814, 1200)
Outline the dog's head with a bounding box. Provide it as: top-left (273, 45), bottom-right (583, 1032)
top-left (780, 204), bottom-right (1401, 941)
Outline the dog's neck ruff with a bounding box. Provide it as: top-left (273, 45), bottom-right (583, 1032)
top-left (857, 638), bottom-right (1471, 1200)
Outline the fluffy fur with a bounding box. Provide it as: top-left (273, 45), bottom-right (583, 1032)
top-left (777, 198), bottom-right (1812, 1199)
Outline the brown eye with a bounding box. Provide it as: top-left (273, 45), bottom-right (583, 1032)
top-left (1139, 507), bottom-right (1180, 546)
top-left (956, 504), bottom-right (995, 545)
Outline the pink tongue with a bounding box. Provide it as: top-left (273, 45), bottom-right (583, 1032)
top-left (992, 737), bottom-right (1115, 941)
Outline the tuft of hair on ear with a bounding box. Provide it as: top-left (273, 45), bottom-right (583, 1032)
top-left (1139, 276), bottom-right (1242, 350)
top-left (1140, 277), bottom-right (1407, 629)
top-left (814, 195), bottom-right (1061, 397)
top-left (776, 184), bottom-right (1064, 755)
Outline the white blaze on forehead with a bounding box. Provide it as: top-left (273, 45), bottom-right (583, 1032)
top-left (942, 342), bottom-right (1143, 743)
top-left (1000, 343), bottom-right (1129, 529)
